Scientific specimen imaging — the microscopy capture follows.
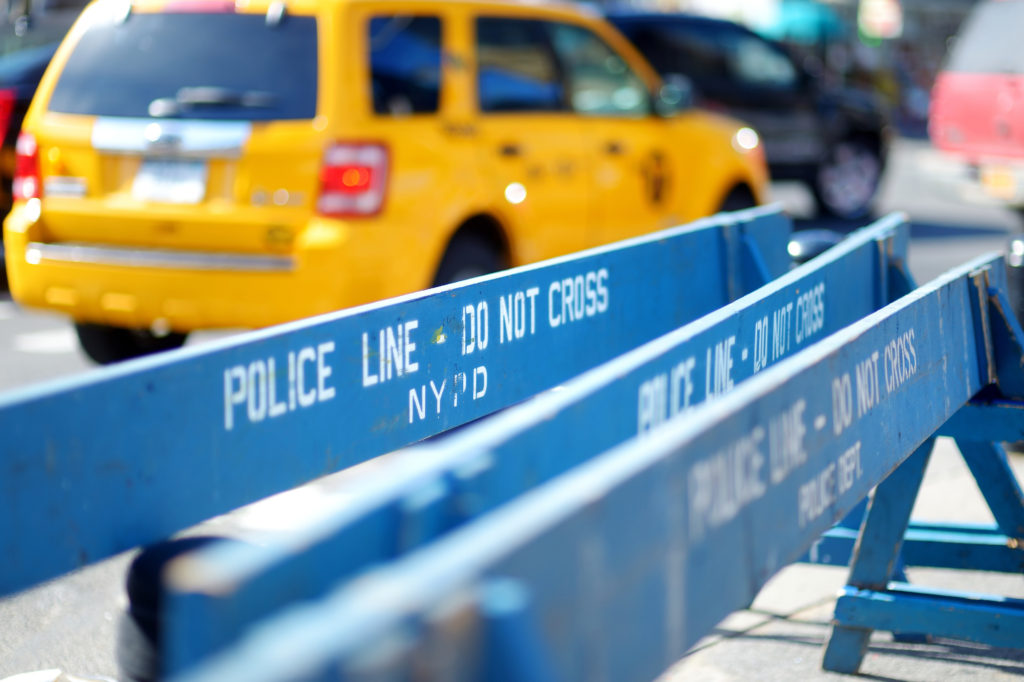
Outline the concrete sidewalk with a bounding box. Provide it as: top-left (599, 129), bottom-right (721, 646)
top-left (664, 437), bottom-right (1024, 681)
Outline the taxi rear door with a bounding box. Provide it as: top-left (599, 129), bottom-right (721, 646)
top-left (544, 20), bottom-right (679, 247)
top-left (472, 15), bottom-right (589, 265)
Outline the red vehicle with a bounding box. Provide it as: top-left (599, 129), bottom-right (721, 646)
top-left (929, 0), bottom-right (1024, 211)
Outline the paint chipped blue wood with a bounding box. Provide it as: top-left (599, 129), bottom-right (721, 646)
top-left (6, 205), bottom-right (1023, 681)
top-left (0, 206), bottom-right (792, 597)
top-left (160, 215), bottom-right (913, 673)
top-left (169, 254), bottom-right (1017, 682)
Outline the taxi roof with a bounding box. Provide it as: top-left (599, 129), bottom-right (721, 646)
top-left (117, 0), bottom-right (591, 17)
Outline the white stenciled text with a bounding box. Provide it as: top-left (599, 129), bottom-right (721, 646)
top-left (224, 342), bottom-right (336, 430)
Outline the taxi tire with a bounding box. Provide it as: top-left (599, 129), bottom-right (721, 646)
top-left (719, 185), bottom-right (757, 212)
top-left (432, 232), bottom-right (503, 286)
top-left (75, 322), bottom-right (188, 365)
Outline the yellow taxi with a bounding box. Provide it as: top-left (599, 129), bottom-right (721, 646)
top-left (3, 0), bottom-right (768, 363)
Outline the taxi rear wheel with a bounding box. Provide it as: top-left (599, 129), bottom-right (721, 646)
top-left (75, 322), bottom-right (188, 365)
top-left (719, 185), bottom-right (757, 212)
top-left (432, 231), bottom-right (505, 286)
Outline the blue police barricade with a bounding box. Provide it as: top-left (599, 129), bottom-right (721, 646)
top-left (158, 213), bottom-right (912, 674)
top-left (169, 252), bottom-right (1024, 682)
top-left (0, 206), bottom-right (794, 600)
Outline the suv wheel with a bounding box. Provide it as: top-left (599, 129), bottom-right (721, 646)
top-left (432, 232), bottom-right (504, 286)
top-left (75, 322), bottom-right (188, 365)
top-left (811, 138), bottom-right (882, 220)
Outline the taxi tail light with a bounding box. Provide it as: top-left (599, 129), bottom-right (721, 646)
top-left (317, 143), bottom-right (388, 217)
top-left (13, 132), bottom-right (40, 201)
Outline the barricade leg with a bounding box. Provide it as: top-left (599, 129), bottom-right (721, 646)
top-left (822, 439), bottom-right (935, 673)
top-left (955, 440), bottom-right (1024, 537)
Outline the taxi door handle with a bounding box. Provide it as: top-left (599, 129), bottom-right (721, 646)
top-left (604, 141), bottom-right (624, 155)
top-left (442, 122), bottom-right (477, 137)
top-left (499, 143), bottom-right (521, 157)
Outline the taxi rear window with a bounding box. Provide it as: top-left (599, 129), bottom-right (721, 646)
top-left (47, 12), bottom-right (317, 120)
top-left (369, 16), bottom-right (441, 115)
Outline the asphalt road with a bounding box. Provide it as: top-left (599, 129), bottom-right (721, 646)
top-left (0, 136), bottom-right (1022, 679)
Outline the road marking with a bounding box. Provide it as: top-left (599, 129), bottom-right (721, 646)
top-left (14, 329), bottom-right (77, 354)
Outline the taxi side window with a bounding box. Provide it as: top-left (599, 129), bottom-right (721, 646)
top-left (476, 17), bottom-right (565, 113)
top-left (368, 15), bottom-right (441, 115)
top-left (547, 22), bottom-right (650, 118)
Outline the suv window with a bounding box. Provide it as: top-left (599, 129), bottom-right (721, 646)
top-left (47, 11), bottom-right (317, 120)
top-left (614, 19), bottom-right (798, 94)
top-left (730, 34), bottom-right (796, 89)
top-left (476, 17), bottom-right (565, 113)
top-left (547, 22), bottom-right (649, 117)
top-left (945, 0), bottom-right (1024, 73)
top-left (369, 15), bottom-right (441, 116)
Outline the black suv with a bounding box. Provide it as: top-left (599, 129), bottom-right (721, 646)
top-left (609, 11), bottom-right (889, 220)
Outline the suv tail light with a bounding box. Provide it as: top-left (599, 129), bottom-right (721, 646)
top-left (0, 88), bottom-right (15, 147)
top-left (13, 131), bottom-right (40, 201)
top-left (317, 143), bottom-right (388, 217)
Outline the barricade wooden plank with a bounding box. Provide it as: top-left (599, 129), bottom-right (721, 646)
top-left (170, 254), bottom-right (1006, 682)
top-left (161, 216), bottom-right (912, 673)
top-left (805, 523), bottom-right (1023, 573)
top-left (0, 207), bottom-right (792, 597)
top-left (833, 584), bottom-right (1024, 650)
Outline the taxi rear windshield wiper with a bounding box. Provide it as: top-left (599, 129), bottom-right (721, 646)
top-left (148, 87), bottom-right (277, 117)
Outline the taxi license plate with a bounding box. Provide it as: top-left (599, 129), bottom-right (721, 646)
top-left (133, 159), bottom-right (208, 204)
top-left (980, 165), bottom-right (1016, 200)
